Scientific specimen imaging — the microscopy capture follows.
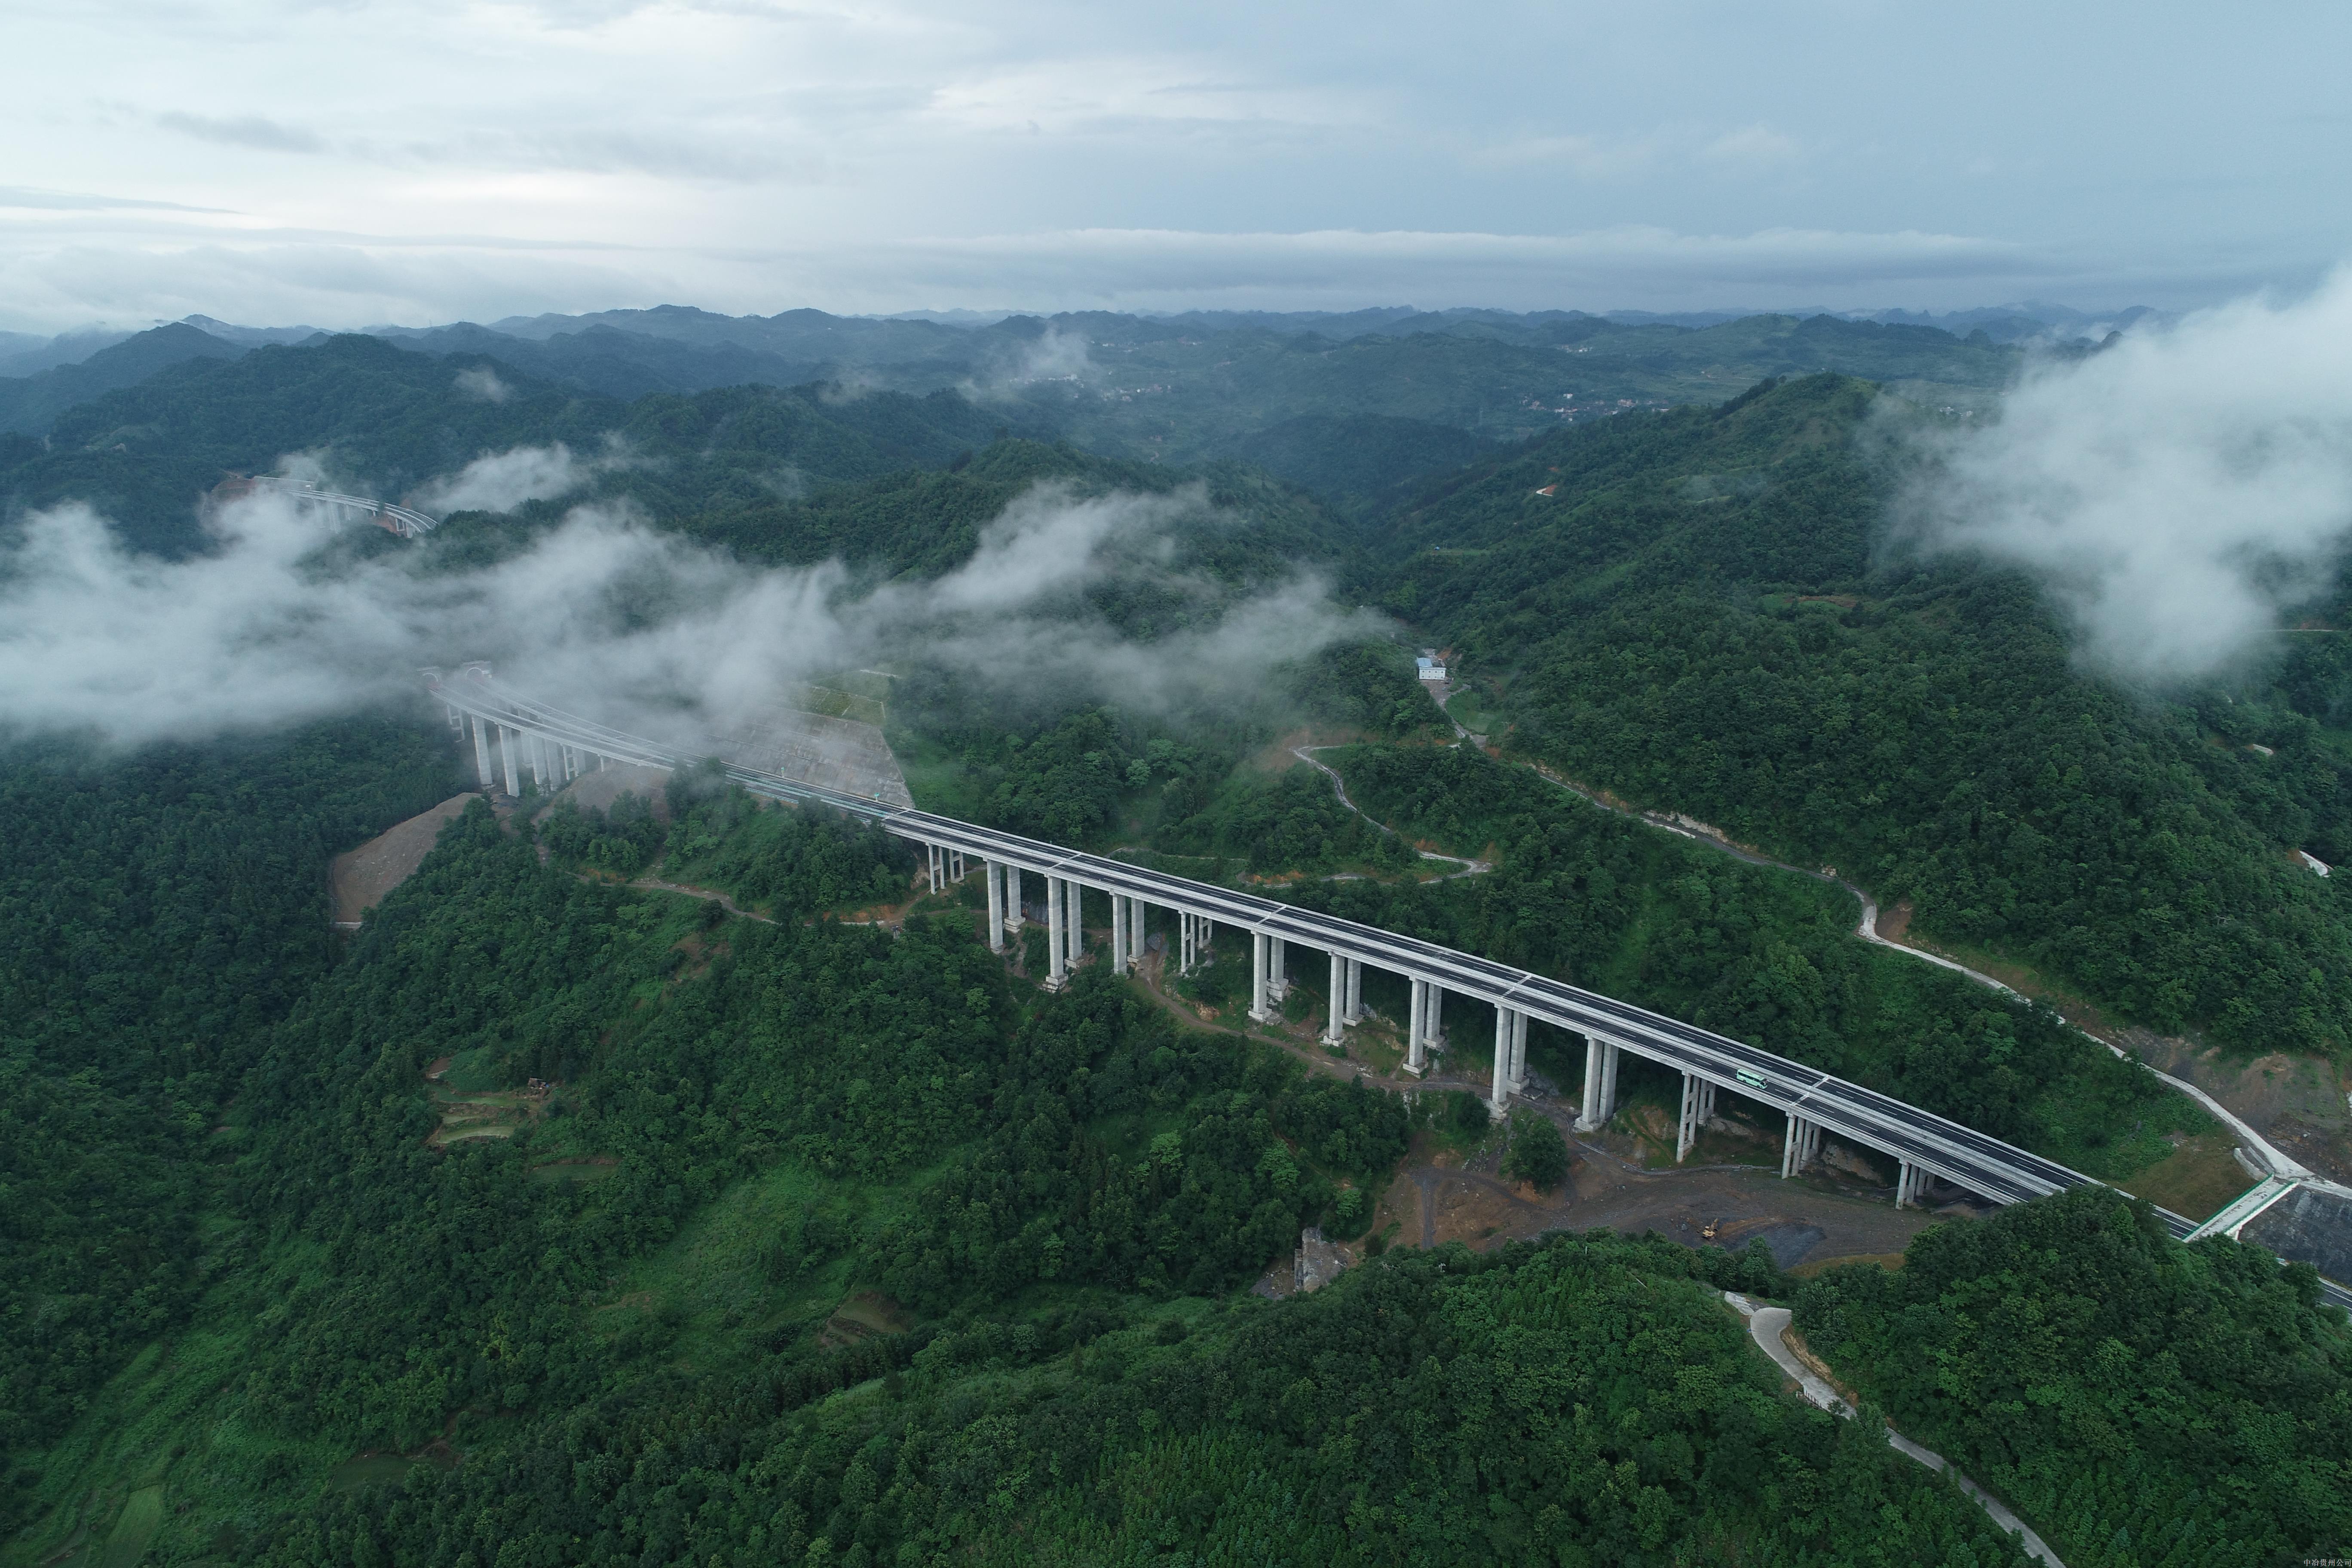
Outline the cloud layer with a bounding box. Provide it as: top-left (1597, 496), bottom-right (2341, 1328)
top-left (1897, 272), bottom-right (2352, 680)
top-left (4, 3), bottom-right (2349, 329)
top-left (0, 470), bottom-right (1377, 749)
top-left (409, 441), bottom-right (611, 514)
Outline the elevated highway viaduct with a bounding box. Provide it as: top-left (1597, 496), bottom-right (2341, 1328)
top-left (424, 662), bottom-right (2352, 1311)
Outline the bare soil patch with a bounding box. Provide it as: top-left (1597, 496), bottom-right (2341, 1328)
top-left (421, 1051), bottom-right (554, 1149)
top-left (330, 794), bottom-right (477, 924)
top-left (819, 1292), bottom-right (912, 1349)
top-left (2119, 1034), bottom-right (2352, 1179)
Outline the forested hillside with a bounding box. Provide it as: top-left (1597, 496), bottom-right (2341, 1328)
top-left (1800, 1187), bottom-right (2352, 1568)
top-left (1378, 374), bottom-right (2352, 1056)
top-left (0, 721), bottom-right (460, 1478)
top-left (0, 323), bottom-right (245, 436)
top-left (5, 319), bottom-right (2347, 1568)
top-left (0, 334), bottom-right (1021, 554)
top-left (12, 751), bottom-right (2331, 1565)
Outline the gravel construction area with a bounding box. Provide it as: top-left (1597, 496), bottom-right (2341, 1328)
top-left (330, 794), bottom-right (478, 925)
top-left (1376, 1153), bottom-right (1944, 1273)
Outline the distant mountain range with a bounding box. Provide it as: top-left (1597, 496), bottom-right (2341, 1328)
top-left (0, 300), bottom-right (2157, 514)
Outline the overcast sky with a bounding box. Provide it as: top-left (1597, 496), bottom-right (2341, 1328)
top-left (2, 0), bottom-right (2346, 332)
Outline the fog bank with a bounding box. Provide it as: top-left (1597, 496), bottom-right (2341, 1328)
top-left (1896, 270), bottom-right (2352, 681)
top-left (0, 472), bottom-right (1378, 749)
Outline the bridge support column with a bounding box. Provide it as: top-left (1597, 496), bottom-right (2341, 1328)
top-left (1045, 877), bottom-right (1069, 991)
top-left (1405, 980), bottom-right (1442, 1076)
top-left (1677, 1073), bottom-right (1717, 1163)
top-left (1575, 1038), bottom-right (1620, 1132)
top-left (470, 715), bottom-right (495, 792)
top-left (950, 849), bottom-right (966, 882)
top-left (1490, 1006), bottom-right (1516, 1112)
top-left (1063, 880), bottom-right (1086, 972)
top-left (499, 726), bottom-right (523, 797)
top-left (1180, 912), bottom-right (1207, 975)
top-left (1895, 1161), bottom-right (1928, 1208)
top-left (1110, 895), bottom-right (1131, 975)
top-left (1125, 898), bottom-right (1147, 970)
top-left (1344, 958), bottom-right (1363, 1023)
top-left (1780, 1115), bottom-right (1822, 1179)
top-left (1323, 952), bottom-right (1347, 1047)
top-left (1249, 931), bottom-right (1274, 1021)
top-left (985, 862), bottom-right (1006, 953)
top-left (1510, 1008), bottom-right (1529, 1094)
top-left (927, 843), bottom-right (943, 895)
top-left (1005, 867), bottom-right (1024, 947)
top-left (1268, 937), bottom-right (1288, 1001)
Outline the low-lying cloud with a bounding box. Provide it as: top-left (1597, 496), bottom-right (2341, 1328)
top-left (1896, 270), bottom-right (2352, 681)
top-left (959, 324), bottom-right (1097, 403)
top-left (0, 469), bottom-right (1380, 750)
top-left (409, 441), bottom-right (615, 515)
top-left (452, 365), bottom-right (512, 403)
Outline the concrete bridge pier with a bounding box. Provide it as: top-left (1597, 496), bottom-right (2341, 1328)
top-left (1404, 979), bottom-right (1444, 1076)
top-left (1123, 897), bottom-right (1147, 970)
top-left (499, 726), bottom-right (523, 797)
top-left (1781, 1115), bottom-right (1823, 1179)
top-left (1045, 878), bottom-right (1070, 990)
top-left (1249, 931), bottom-right (1276, 1021)
top-left (469, 714), bottom-right (495, 793)
top-left (949, 849), bottom-right (965, 882)
top-left (1322, 952), bottom-right (1348, 1047)
top-left (1109, 894), bottom-right (1134, 974)
top-left (1267, 937), bottom-right (1289, 1001)
top-left (1490, 1006), bottom-right (1516, 1112)
top-left (1895, 1161), bottom-right (1929, 1208)
top-left (1575, 1038), bottom-right (1621, 1132)
top-left (926, 843), bottom-right (945, 895)
top-left (1343, 958), bottom-right (1363, 1023)
top-left (1507, 1008), bottom-right (1528, 1096)
top-left (1677, 1072), bottom-right (1718, 1163)
top-left (1178, 911), bottom-right (1207, 975)
top-left (984, 861), bottom-right (1008, 952)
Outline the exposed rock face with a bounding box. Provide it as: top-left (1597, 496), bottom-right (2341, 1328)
top-left (1295, 1227), bottom-right (1350, 1294)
